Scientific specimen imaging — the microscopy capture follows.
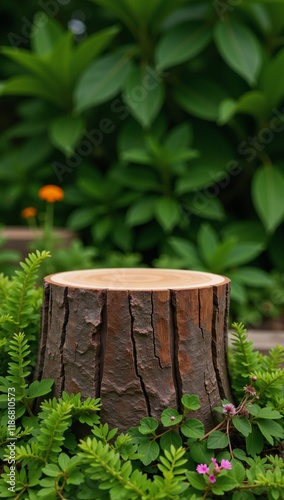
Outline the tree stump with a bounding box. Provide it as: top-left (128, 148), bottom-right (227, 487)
top-left (35, 268), bottom-right (232, 431)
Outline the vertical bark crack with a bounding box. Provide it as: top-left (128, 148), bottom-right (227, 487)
top-left (150, 292), bottom-right (162, 370)
top-left (97, 291), bottom-right (107, 398)
top-left (212, 286), bottom-right (224, 399)
top-left (36, 283), bottom-right (50, 380)
top-left (198, 289), bottom-right (205, 340)
top-left (60, 287), bottom-right (69, 395)
top-left (128, 293), bottom-right (151, 416)
top-left (169, 291), bottom-right (182, 413)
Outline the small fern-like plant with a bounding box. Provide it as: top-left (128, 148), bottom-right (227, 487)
top-left (229, 322), bottom-right (284, 409)
top-left (0, 250), bottom-right (50, 374)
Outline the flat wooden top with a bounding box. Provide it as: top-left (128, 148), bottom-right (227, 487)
top-left (46, 268), bottom-right (229, 291)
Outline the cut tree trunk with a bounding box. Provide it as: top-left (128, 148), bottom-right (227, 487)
top-left (35, 268), bottom-right (232, 431)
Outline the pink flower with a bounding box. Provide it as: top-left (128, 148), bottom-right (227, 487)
top-left (209, 475), bottom-right (216, 483)
top-left (211, 458), bottom-right (218, 467)
top-left (196, 464), bottom-right (209, 474)
top-left (222, 403), bottom-right (236, 416)
top-left (220, 459), bottom-right (232, 470)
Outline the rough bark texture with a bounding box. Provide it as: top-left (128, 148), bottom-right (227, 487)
top-left (36, 270), bottom-right (232, 431)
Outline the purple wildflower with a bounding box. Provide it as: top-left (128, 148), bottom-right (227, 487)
top-left (196, 464), bottom-right (209, 474)
top-left (209, 475), bottom-right (216, 483)
top-left (211, 458), bottom-right (218, 467)
top-left (220, 459), bottom-right (232, 470)
top-left (222, 403), bottom-right (236, 416)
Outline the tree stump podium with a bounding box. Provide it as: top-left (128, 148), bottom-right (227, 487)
top-left (35, 269), bottom-right (232, 431)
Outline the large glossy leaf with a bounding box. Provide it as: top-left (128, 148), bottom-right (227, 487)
top-left (49, 115), bottom-right (85, 156)
top-left (155, 21), bottom-right (212, 71)
top-left (223, 242), bottom-right (264, 268)
top-left (45, 33), bottom-right (73, 91)
top-left (31, 12), bottom-right (64, 55)
top-left (261, 47), bottom-right (284, 107)
top-left (228, 267), bottom-right (273, 287)
top-left (126, 196), bottom-right (157, 226)
top-left (197, 224), bottom-right (219, 266)
top-left (0, 47), bottom-right (59, 93)
top-left (252, 166), bottom-right (284, 232)
top-left (74, 52), bottom-right (132, 112)
top-left (71, 25), bottom-right (120, 84)
top-left (176, 162), bottom-right (228, 193)
top-left (218, 91), bottom-right (268, 125)
top-left (154, 197), bottom-right (180, 232)
top-left (123, 65), bottom-right (165, 128)
top-left (0, 76), bottom-right (61, 106)
top-left (173, 78), bottom-right (228, 121)
top-left (214, 20), bottom-right (262, 85)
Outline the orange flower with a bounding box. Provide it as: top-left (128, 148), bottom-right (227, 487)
top-left (21, 207), bottom-right (37, 219)
top-left (39, 185), bottom-right (64, 203)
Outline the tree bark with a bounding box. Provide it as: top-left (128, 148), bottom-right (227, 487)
top-left (35, 268), bottom-right (232, 431)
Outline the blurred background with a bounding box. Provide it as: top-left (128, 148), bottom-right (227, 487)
top-left (0, 0), bottom-right (284, 327)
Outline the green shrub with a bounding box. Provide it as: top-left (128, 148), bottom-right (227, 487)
top-left (1, 1), bottom-right (284, 323)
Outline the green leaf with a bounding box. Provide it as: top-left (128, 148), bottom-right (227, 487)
top-left (155, 21), bottom-right (211, 71)
top-left (74, 52), bottom-right (132, 112)
top-left (256, 419), bottom-right (284, 445)
top-left (258, 408), bottom-right (282, 419)
top-left (232, 491), bottom-right (256, 500)
top-left (154, 197), bottom-right (180, 232)
top-left (213, 476), bottom-right (238, 492)
top-left (165, 123), bottom-right (193, 151)
top-left (252, 166), bottom-right (284, 233)
top-left (227, 460), bottom-right (246, 486)
top-left (261, 47), bottom-right (284, 107)
top-left (189, 441), bottom-right (212, 464)
top-left (168, 237), bottom-right (203, 268)
top-left (160, 431), bottom-right (183, 451)
top-left (120, 148), bottom-right (152, 165)
top-left (138, 417), bottom-right (159, 435)
top-left (197, 224), bottom-right (219, 266)
top-left (161, 409), bottom-right (183, 427)
top-left (174, 78), bottom-right (227, 121)
top-left (49, 115), bottom-right (85, 156)
top-left (218, 91), bottom-right (268, 125)
top-left (31, 12), bottom-right (64, 55)
top-left (228, 267), bottom-right (273, 287)
top-left (207, 431), bottom-right (229, 449)
top-left (71, 25), bottom-right (120, 84)
top-left (138, 439), bottom-right (160, 466)
top-left (188, 197), bottom-right (226, 221)
top-left (232, 417), bottom-right (252, 438)
top-left (0, 47), bottom-right (60, 95)
top-left (27, 379), bottom-right (54, 399)
top-left (214, 20), bottom-right (262, 85)
top-left (0, 76), bottom-right (61, 106)
top-left (176, 163), bottom-right (227, 193)
top-left (181, 419), bottom-right (204, 439)
top-left (223, 242), bottom-right (264, 268)
top-left (126, 196), bottom-right (157, 226)
top-left (123, 65), bottom-right (165, 128)
top-left (186, 471), bottom-right (207, 491)
top-left (181, 394), bottom-right (200, 411)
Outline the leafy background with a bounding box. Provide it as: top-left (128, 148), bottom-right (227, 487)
top-left (1, 0), bottom-right (284, 325)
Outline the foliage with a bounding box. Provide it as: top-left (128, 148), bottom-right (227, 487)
top-left (1, 1), bottom-right (284, 324)
top-left (0, 254), bottom-right (283, 499)
top-left (0, 251), bottom-right (50, 374)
